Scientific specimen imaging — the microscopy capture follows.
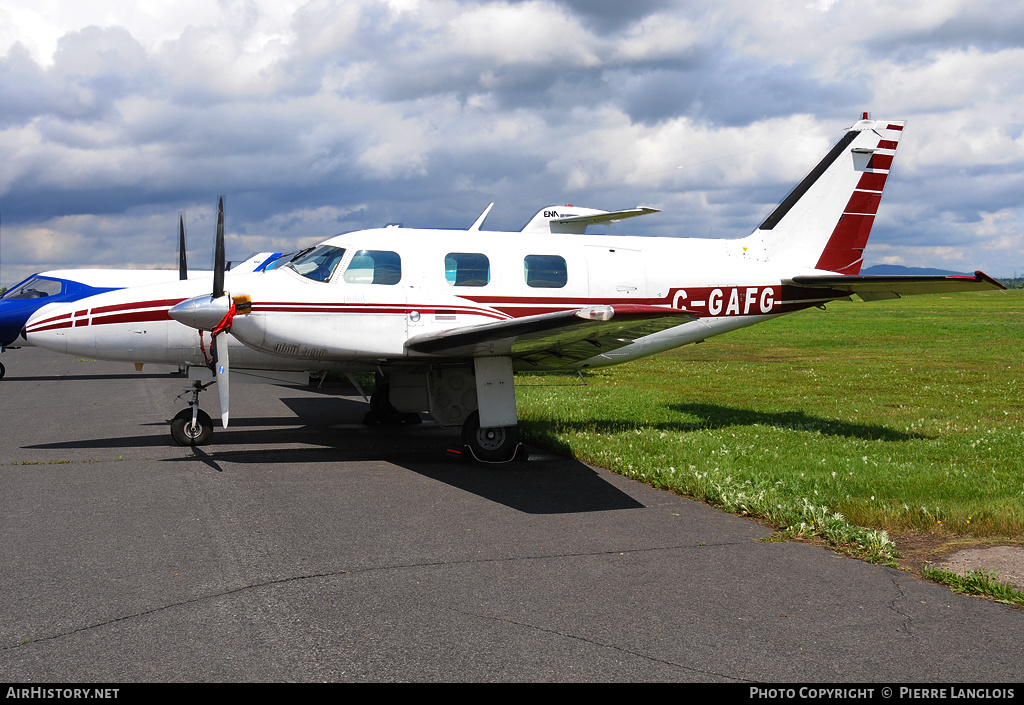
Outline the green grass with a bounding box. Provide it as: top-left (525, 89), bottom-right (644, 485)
top-left (920, 567), bottom-right (1024, 606)
top-left (516, 290), bottom-right (1024, 563)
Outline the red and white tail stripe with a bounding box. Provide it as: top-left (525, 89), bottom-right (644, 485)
top-left (747, 117), bottom-right (905, 274)
top-left (815, 122), bottom-right (904, 274)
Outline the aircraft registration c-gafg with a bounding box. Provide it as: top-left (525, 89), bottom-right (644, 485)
top-left (24, 116), bottom-right (1005, 461)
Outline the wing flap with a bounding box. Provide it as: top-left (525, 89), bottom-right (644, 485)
top-left (406, 304), bottom-right (693, 369)
top-left (786, 271), bottom-right (1005, 300)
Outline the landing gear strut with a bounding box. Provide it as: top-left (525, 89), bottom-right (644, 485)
top-left (171, 380), bottom-right (215, 446)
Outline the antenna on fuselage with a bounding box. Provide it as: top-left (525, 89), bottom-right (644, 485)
top-left (469, 203), bottom-right (494, 232)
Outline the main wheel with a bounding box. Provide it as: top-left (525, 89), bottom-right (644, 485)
top-left (462, 411), bottom-right (518, 462)
top-left (0, 361), bottom-right (5, 379)
top-left (170, 408), bottom-right (214, 446)
top-left (370, 385), bottom-right (405, 424)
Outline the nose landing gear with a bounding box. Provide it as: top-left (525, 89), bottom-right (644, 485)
top-left (171, 380), bottom-right (215, 446)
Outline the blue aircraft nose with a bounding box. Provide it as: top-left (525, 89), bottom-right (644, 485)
top-left (1, 275), bottom-right (116, 348)
top-left (0, 298), bottom-right (48, 346)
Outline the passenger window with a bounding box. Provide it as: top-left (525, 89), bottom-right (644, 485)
top-left (444, 253), bottom-right (490, 287)
top-left (344, 250), bottom-right (402, 285)
top-left (524, 255), bottom-right (567, 288)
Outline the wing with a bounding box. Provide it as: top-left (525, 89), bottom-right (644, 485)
top-left (786, 271), bottom-right (1005, 301)
top-left (405, 304), bottom-right (694, 370)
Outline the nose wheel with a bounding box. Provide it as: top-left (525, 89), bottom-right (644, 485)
top-left (171, 408), bottom-right (214, 446)
top-left (171, 379), bottom-right (215, 446)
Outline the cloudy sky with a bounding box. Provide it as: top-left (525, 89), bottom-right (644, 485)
top-left (1, 0), bottom-right (1022, 287)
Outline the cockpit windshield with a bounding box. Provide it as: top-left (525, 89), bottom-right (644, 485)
top-left (2, 276), bottom-right (63, 299)
top-left (284, 245), bottom-right (346, 283)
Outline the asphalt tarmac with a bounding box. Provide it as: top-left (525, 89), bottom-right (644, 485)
top-left (1, 347), bottom-right (1022, 683)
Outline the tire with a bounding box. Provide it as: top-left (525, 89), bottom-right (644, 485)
top-left (370, 383), bottom-right (405, 424)
top-left (0, 361), bottom-right (5, 380)
top-left (462, 411), bottom-right (518, 462)
top-left (170, 408), bottom-right (214, 446)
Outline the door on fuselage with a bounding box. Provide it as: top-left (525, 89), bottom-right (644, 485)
top-left (339, 248), bottom-right (408, 356)
top-left (585, 245), bottom-right (646, 301)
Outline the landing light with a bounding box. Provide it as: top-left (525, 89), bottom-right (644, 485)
top-left (576, 305), bottom-right (614, 321)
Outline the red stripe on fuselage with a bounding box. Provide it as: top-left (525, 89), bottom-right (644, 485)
top-left (26, 311), bottom-right (72, 328)
top-left (89, 298), bottom-right (186, 315)
top-left (26, 320), bottom-right (74, 334)
top-left (91, 310), bottom-right (174, 326)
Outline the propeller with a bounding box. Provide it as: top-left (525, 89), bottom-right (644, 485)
top-left (168, 196), bottom-right (238, 429)
top-left (211, 196), bottom-right (230, 428)
top-left (178, 213), bottom-right (188, 280)
top-left (213, 197), bottom-right (225, 299)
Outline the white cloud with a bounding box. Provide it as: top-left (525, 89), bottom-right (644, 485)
top-left (446, 1), bottom-right (600, 67)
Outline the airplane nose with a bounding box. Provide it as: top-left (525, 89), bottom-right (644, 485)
top-left (0, 299), bottom-right (50, 347)
top-left (0, 320), bottom-right (22, 347)
top-left (22, 320), bottom-right (68, 353)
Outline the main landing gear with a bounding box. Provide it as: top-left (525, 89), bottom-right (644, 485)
top-left (170, 380), bottom-right (215, 446)
top-left (461, 411), bottom-right (520, 463)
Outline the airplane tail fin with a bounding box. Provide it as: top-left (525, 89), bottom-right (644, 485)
top-left (746, 117), bottom-right (905, 275)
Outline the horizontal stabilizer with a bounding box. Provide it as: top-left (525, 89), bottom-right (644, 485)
top-left (521, 206), bottom-right (660, 234)
top-left (406, 304), bottom-right (693, 369)
top-left (786, 271), bottom-right (1005, 300)
top-left (548, 207), bottom-right (661, 232)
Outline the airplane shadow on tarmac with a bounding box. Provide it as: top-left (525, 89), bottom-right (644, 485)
top-left (22, 395), bottom-right (645, 515)
top-left (534, 401), bottom-right (925, 442)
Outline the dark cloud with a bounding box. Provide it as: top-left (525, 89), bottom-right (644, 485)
top-left (603, 56), bottom-right (864, 127)
top-left (546, 0), bottom-right (680, 34)
top-left (864, 0), bottom-right (1024, 57)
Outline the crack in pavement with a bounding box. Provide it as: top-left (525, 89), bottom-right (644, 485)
top-left (4, 540), bottom-right (753, 652)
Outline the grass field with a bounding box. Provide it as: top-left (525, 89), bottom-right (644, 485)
top-left (516, 290), bottom-right (1024, 565)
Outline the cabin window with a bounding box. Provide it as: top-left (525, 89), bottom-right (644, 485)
top-left (344, 250), bottom-right (402, 285)
top-left (2, 276), bottom-right (63, 299)
top-left (285, 245), bottom-right (347, 283)
top-left (524, 255), bottom-right (567, 288)
top-left (444, 253), bottom-right (490, 287)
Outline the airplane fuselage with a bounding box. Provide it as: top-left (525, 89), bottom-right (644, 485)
top-left (27, 227), bottom-right (824, 373)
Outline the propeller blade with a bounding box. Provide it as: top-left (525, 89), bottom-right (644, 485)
top-left (178, 213), bottom-right (188, 280)
top-left (214, 332), bottom-right (230, 428)
top-left (212, 196), bottom-right (225, 299)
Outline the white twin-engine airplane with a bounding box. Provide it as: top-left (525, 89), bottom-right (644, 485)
top-left (25, 116), bottom-right (1004, 460)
